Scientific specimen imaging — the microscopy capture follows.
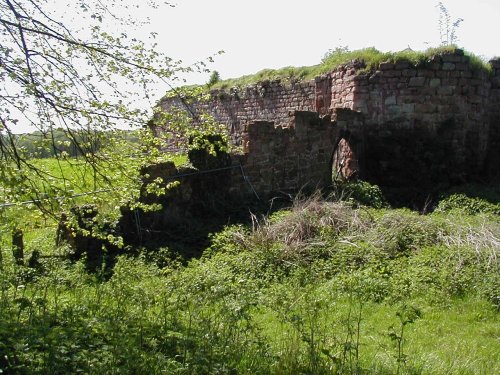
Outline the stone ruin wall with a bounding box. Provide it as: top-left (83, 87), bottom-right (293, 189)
top-left (159, 80), bottom-right (316, 146)
top-left (319, 53), bottom-right (498, 188)
top-left (158, 51), bottom-right (500, 199)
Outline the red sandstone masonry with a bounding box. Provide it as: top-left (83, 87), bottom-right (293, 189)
top-left (158, 51), bottom-right (500, 195)
top-left (228, 112), bottom-right (337, 195)
top-left (160, 80), bottom-right (316, 145)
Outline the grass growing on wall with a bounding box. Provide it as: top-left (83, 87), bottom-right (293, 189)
top-left (208, 46), bottom-right (492, 91)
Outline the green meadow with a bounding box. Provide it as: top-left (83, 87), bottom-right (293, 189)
top-left (0, 156), bottom-right (498, 374)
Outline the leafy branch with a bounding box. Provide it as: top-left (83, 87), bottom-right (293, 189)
top-left (0, 0), bottom-right (215, 214)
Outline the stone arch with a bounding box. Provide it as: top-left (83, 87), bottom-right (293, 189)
top-left (331, 134), bottom-right (359, 182)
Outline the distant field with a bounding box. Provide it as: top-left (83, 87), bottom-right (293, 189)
top-left (0, 153), bottom-right (188, 255)
top-left (1, 153), bottom-right (188, 202)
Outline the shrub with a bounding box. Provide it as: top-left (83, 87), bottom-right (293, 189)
top-left (334, 180), bottom-right (388, 209)
top-left (187, 131), bottom-right (231, 170)
top-left (371, 210), bottom-right (444, 257)
top-left (436, 193), bottom-right (500, 215)
top-left (247, 194), bottom-right (371, 268)
top-left (207, 70), bottom-right (221, 87)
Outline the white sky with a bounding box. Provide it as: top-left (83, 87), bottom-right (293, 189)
top-left (149, 0), bottom-right (500, 85)
top-left (6, 0), bottom-right (500, 133)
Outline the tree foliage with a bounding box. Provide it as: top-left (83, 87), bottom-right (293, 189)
top-left (0, 0), bottom-right (205, 213)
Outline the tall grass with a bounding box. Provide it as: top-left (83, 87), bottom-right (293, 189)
top-left (1, 190), bottom-right (498, 374)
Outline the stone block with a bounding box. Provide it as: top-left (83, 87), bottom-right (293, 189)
top-left (476, 86), bottom-right (490, 97)
top-left (417, 70), bottom-right (435, 78)
top-left (489, 59), bottom-right (500, 69)
top-left (402, 69), bottom-right (417, 77)
top-left (355, 78), bottom-right (369, 86)
top-left (352, 86), bottom-right (369, 93)
top-left (352, 102), bottom-right (368, 113)
top-left (388, 78), bottom-right (402, 84)
top-left (381, 70), bottom-right (402, 78)
top-left (429, 78), bottom-right (441, 88)
top-left (354, 93), bottom-right (369, 104)
top-left (379, 62), bottom-right (395, 71)
top-left (429, 62), bottom-right (442, 70)
top-left (428, 55), bottom-right (442, 64)
top-left (400, 95), bottom-right (424, 104)
top-left (384, 95), bottom-right (397, 105)
top-left (386, 105), bottom-right (401, 115)
top-left (421, 87), bottom-right (437, 96)
top-left (461, 86), bottom-right (472, 95)
top-left (469, 78), bottom-right (484, 86)
top-left (415, 103), bottom-right (437, 113)
top-left (401, 103), bottom-right (415, 113)
top-left (437, 86), bottom-right (455, 96)
top-left (437, 104), bottom-right (453, 113)
top-left (442, 63), bottom-right (456, 70)
top-left (408, 76), bottom-right (426, 87)
top-left (468, 95), bottom-right (483, 104)
top-left (395, 61), bottom-right (411, 70)
top-left (442, 78), bottom-right (458, 86)
top-left (491, 76), bottom-right (500, 89)
top-left (472, 70), bottom-right (487, 79)
top-left (441, 54), bottom-right (463, 63)
top-left (421, 113), bottom-right (439, 123)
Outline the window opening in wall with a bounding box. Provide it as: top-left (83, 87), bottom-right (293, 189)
top-left (332, 138), bottom-right (359, 182)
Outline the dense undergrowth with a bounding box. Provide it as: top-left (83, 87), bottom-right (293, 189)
top-left (207, 46), bottom-right (490, 91)
top-left (1, 187), bottom-right (499, 374)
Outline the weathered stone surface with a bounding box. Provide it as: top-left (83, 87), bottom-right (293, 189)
top-left (384, 96), bottom-right (397, 105)
top-left (415, 103), bottom-right (437, 113)
top-left (401, 69), bottom-right (417, 77)
top-left (408, 76), bottom-right (426, 87)
top-left (489, 59), bottom-right (500, 69)
top-left (429, 78), bottom-right (441, 88)
top-left (442, 54), bottom-right (463, 63)
top-left (491, 76), bottom-right (500, 89)
top-left (157, 51), bottom-right (500, 200)
top-left (395, 61), bottom-right (411, 70)
top-left (379, 62), bottom-right (395, 71)
top-left (417, 70), bottom-right (435, 78)
top-left (437, 86), bottom-right (455, 96)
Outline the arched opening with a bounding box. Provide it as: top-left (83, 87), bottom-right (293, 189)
top-left (332, 137), bottom-right (359, 182)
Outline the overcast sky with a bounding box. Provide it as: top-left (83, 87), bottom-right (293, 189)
top-left (149, 0), bottom-right (500, 85)
top-left (7, 0), bottom-right (500, 133)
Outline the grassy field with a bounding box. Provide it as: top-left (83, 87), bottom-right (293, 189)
top-left (0, 168), bottom-right (499, 374)
top-left (0, 153), bottom-right (188, 258)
